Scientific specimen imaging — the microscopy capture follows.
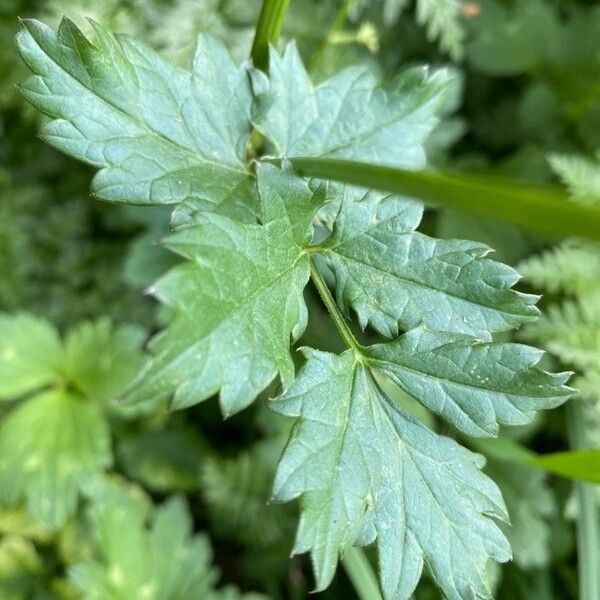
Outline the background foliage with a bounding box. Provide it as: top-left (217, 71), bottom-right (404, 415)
top-left (0, 0), bottom-right (598, 598)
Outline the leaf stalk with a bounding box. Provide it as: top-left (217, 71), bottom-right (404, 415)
top-left (251, 0), bottom-right (291, 70)
top-left (309, 257), bottom-right (364, 358)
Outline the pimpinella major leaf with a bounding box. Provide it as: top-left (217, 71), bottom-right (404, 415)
top-left (16, 16), bottom-right (575, 600)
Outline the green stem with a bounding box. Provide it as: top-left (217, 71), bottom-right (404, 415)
top-left (250, 0), bottom-right (291, 70)
top-left (567, 398), bottom-right (600, 600)
top-left (309, 257), bottom-right (364, 356)
top-left (342, 546), bottom-right (383, 600)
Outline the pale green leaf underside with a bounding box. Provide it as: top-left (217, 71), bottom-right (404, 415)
top-left (252, 42), bottom-right (449, 169)
top-left (321, 188), bottom-right (539, 339)
top-left (125, 166), bottom-right (318, 415)
top-left (367, 328), bottom-right (572, 437)
top-left (17, 18), bottom-right (252, 210)
top-left (0, 313), bottom-right (64, 400)
top-left (0, 389), bottom-right (111, 530)
top-left (272, 349), bottom-right (511, 600)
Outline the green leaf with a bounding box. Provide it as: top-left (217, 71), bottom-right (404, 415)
top-left (0, 313), bottom-right (64, 400)
top-left (0, 314), bottom-right (147, 528)
top-left (319, 188), bottom-right (539, 339)
top-left (202, 444), bottom-right (293, 548)
top-left (519, 241), bottom-right (600, 296)
top-left (466, 0), bottom-right (558, 76)
top-left (367, 328), bottom-right (572, 437)
top-left (64, 318), bottom-right (147, 404)
top-left (69, 486), bottom-right (265, 600)
top-left (289, 157), bottom-right (600, 242)
top-left (252, 42), bottom-right (449, 168)
top-left (0, 535), bottom-right (46, 600)
top-left (272, 348), bottom-right (511, 600)
top-left (415, 0), bottom-right (466, 60)
top-left (17, 18), bottom-right (253, 211)
top-left (125, 165), bottom-right (319, 415)
top-left (0, 389), bottom-right (111, 530)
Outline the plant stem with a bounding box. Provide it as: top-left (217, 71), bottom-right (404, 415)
top-left (309, 257), bottom-right (364, 357)
top-left (250, 0), bottom-right (291, 70)
top-left (567, 398), bottom-right (600, 600)
top-left (342, 546), bottom-right (383, 600)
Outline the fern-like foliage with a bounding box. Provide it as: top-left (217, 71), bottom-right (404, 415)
top-left (521, 154), bottom-right (600, 420)
top-left (350, 0), bottom-right (466, 58)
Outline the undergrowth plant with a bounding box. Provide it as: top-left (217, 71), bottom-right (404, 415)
top-left (10, 3), bottom-right (578, 598)
top-left (3, 0), bottom-right (600, 599)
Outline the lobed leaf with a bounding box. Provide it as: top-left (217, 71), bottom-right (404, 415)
top-left (367, 328), bottom-right (572, 437)
top-left (0, 313), bottom-right (64, 400)
top-left (320, 188), bottom-right (539, 339)
top-left (17, 18), bottom-right (253, 212)
top-left (252, 41), bottom-right (449, 169)
top-left (0, 390), bottom-right (111, 530)
top-left (272, 349), bottom-right (511, 600)
top-left (125, 165), bottom-right (321, 415)
top-left (70, 484), bottom-right (265, 600)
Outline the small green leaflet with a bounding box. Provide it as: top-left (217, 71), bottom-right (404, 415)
top-left (252, 41), bottom-right (449, 169)
top-left (272, 349), bottom-right (512, 600)
top-left (368, 328), bottom-right (571, 437)
top-left (320, 188), bottom-right (539, 339)
top-left (0, 313), bottom-right (63, 399)
top-left (70, 483), bottom-right (265, 600)
top-left (125, 165), bottom-right (320, 415)
top-left (0, 389), bottom-right (111, 531)
top-left (0, 315), bottom-right (145, 529)
top-left (17, 18), bottom-right (252, 211)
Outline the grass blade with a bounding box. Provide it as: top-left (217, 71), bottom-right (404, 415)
top-left (471, 436), bottom-right (600, 484)
top-left (289, 157), bottom-right (600, 241)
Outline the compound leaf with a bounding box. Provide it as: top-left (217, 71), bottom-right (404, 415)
top-left (17, 18), bottom-right (253, 212)
top-left (319, 188), bottom-right (539, 339)
top-left (125, 165), bottom-right (320, 415)
top-left (272, 348), bottom-right (511, 600)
